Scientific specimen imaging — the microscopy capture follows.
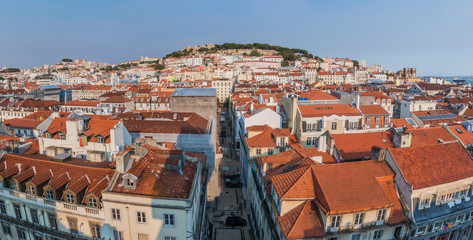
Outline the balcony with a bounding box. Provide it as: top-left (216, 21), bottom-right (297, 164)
top-left (0, 187), bottom-right (104, 219)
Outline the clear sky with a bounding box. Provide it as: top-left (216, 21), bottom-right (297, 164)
top-left (1, 0), bottom-right (472, 76)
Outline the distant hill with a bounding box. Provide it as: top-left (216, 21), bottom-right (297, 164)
top-left (164, 43), bottom-right (321, 62)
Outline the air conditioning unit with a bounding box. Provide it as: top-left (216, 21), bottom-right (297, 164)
top-left (375, 221), bottom-right (384, 226)
top-left (330, 227), bottom-right (339, 233)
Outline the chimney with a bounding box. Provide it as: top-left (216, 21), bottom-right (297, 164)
top-left (355, 94), bottom-right (360, 109)
top-left (370, 146), bottom-right (386, 161)
top-left (317, 135), bottom-right (327, 152)
top-left (115, 149), bottom-right (131, 173)
top-left (393, 129), bottom-right (411, 148)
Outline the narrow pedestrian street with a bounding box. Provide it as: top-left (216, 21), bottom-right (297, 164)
top-left (207, 105), bottom-right (251, 240)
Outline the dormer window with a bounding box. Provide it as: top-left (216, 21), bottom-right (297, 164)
top-left (97, 136), bottom-right (105, 143)
top-left (66, 193), bottom-right (75, 204)
top-left (126, 179), bottom-right (134, 188)
top-left (123, 173), bottom-right (138, 190)
top-left (9, 181), bottom-right (17, 191)
top-left (59, 133), bottom-right (66, 140)
top-left (45, 132), bottom-right (51, 139)
top-left (88, 197), bottom-right (98, 208)
top-left (27, 185), bottom-right (36, 195)
top-left (46, 189), bottom-right (54, 200)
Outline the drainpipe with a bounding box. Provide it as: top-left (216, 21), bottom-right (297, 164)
top-left (126, 206), bottom-right (132, 240)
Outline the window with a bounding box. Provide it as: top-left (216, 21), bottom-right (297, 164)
top-left (307, 124), bottom-right (312, 131)
top-left (112, 208), bottom-right (121, 220)
top-left (376, 209), bottom-right (386, 222)
top-left (46, 189), bottom-right (54, 200)
top-left (460, 189), bottom-right (468, 198)
top-left (66, 193), bottom-right (75, 203)
top-left (14, 204), bottom-right (22, 219)
top-left (280, 137), bottom-right (286, 146)
top-left (10, 181), bottom-right (17, 190)
top-left (456, 215), bottom-right (464, 223)
top-left (354, 212), bottom-right (364, 225)
top-left (419, 198), bottom-right (431, 209)
top-left (113, 230), bottom-right (123, 240)
top-left (97, 136), bottom-right (105, 143)
top-left (30, 208), bottom-right (39, 225)
top-left (17, 227), bottom-right (27, 240)
top-left (331, 122), bottom-right (337, 130)
top-left (34, 234), bottom-right (43, 240)
top-left (351, 233), bottom-right (361, 240)
top-left (433, 221), bottom-right (442, 230)
top-left (268, 149), bottom-right (273, 155)
top-left (90, 222), bottom-right (101, 239)
top-left (375, 117), bottom-right (380, 127)
top-left (2, 223), bottom-right (11, 236)
top-left (0, 200), bottom-right (6, 214)
top-left (126, 178), bottom-right (135, 188)
top-left (48, 213), bottom-right (57, 230)
top-left (307, 137), bottom-right (312, 146)
top-left (416, 226), bottom-right (426, 235)
top-left (28, 185), bottom-right (36, 195)
top-left (470, 212), bottom-right (473, 220)
top-left (165, 237), bottom-right (176, 240)
top-left (164, 214), bottom-right (175, 227)
top-left (384, 117), bottom-right (389, 127)
top-left (366, 118), bottom-right (371, 128)
top-left (373, 229), bottom-right (383, 240)
top-left (59, 133), bottom-right (66, 140)
top-left (45, 132), bottom-right (51, 138)
top-left (138, 234), bottom-right (149, 240)
top-left (137, 211), bottom-right (146, 223)
top-left (256, 149), bottom-right (262, 155)
top-left (67, 217), bottom-right (79, 235)
top-left (330, 215), bottom-right (341, 228)
top-left (394, 226), bottom-right (403, 238)
top-left (88, 197), bottom-right (98, 208)
top-left (464, 226), bottom-right (472, 239)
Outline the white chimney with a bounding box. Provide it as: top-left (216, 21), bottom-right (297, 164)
top-left (318, 136), bottom-right (327, 152)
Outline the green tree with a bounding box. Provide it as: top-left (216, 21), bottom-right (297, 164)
top-left (154, 63), bottom-right (165, 70)
top-left (62, 58), bottom-right (73, 62)
top-left (250, 50), bottom-right (261, 56)
top-left (352, 60), bottom-right (359, 68)
top-left (281, 60), bottom-right (289, 67)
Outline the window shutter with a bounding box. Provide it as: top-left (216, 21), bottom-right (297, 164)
top-left (302, 121), bottom-right (307, 132)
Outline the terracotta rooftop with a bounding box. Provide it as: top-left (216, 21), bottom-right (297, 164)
top-left (331, 131), bottom-right (395, 160)
top-left (389, 142), bottom-right (473, 190)
top-left (298, 104), bottom-right (361, 118)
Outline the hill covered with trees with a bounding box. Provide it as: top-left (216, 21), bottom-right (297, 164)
top-left (164, 43), bottom-right (322, 62)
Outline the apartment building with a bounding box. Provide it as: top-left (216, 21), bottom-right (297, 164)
top-left (102, 143), bottom-right (207, 240)
top-left (0, 153), bottom-right (115, 240)
top-left (295, 104), bottom-right (363, 147)
top-left (211, 78), bottom-right (233, 103)
top-left (385, 142), bottom-right (473, 240)
top-left (251, 154), bottom-right (407, 240)
top-left (38, 116), bottom-right (132, 162)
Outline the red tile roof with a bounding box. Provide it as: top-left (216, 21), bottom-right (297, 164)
top-left (298, 104), bottom-right (361, 118)
top-left (278, 201), bottom-right (326, 239)
top-left (359, 105), bottom-right (389, 115)
top-left (298, 90), bottom-right (338, 101)
top-left (389, 142), bottom-right (473, 189)
top-left (331, 131), bottom-right (395, 160)
top-left (312, 160), bottom-right (395, 214)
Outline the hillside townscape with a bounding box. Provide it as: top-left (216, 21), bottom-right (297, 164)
top-left (0, 42), bottom-right (472, 240)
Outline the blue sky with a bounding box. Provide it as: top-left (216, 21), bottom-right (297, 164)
top-left (1, 0), bottom-right (472, 75)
